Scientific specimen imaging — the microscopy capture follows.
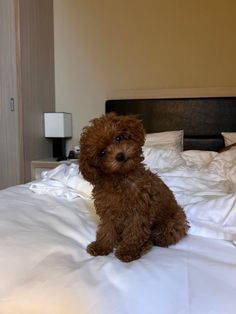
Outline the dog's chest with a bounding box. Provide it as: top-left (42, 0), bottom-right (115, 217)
top-left (94, 177), bottom-right (139, 199)
top-left (93, 177), bottom-right (145, 217)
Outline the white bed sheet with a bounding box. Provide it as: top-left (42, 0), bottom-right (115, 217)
top-left (0, 184), bottom-right (235, 314)
top-left (0, 149), bottom-right (236, 314)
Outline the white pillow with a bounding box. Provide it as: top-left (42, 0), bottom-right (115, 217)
top-left (181, 150), bottom-right (218, 168)
top-left (221, 132), bottom-right (236, 146)
top-left (143, 146), bottom-right (186, 171)
top-left (208, 149), bottom-right (236, 184)
top-left (144, 130), bottom-right (184, 152)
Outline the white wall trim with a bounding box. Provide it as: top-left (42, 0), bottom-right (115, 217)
top-left (107, 87), bottom-right (236, 99)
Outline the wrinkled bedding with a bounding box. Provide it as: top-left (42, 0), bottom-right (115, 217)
top-left (0, 148), bottom-right (236, 314)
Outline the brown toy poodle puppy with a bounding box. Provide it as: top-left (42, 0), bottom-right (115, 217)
top-left (79, 113), bottom-right (188, 262)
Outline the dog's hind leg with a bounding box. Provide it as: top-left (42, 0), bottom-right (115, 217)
top-left (152, 212), bottom-right (188, 247)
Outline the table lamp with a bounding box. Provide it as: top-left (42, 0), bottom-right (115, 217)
top-left (44, 112), bottom-right (72, 161)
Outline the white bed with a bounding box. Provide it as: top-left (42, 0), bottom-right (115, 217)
top-left (0, 145), bottom-right (236, 314)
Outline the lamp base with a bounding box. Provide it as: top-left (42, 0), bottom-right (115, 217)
top-left (52, 138), bottom-right (67, 161)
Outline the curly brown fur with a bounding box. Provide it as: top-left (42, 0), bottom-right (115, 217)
top-left (79, 112), bottom-right (189, 262)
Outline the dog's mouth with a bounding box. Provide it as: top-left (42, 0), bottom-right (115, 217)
top-left (97, 146), bottom-right (143, 175)
top-left (115, 152), bottom-right (128, 163)
top-left (99, 155), bottom-right (133, 174)
top-left (113, 154), bottom-right (136, 173)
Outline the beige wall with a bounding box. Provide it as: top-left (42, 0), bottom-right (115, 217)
top-left (54, 0), bottom-right (236, 150)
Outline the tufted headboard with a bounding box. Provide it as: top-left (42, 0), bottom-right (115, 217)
top-left (106, 97), bottom-right (236, 151)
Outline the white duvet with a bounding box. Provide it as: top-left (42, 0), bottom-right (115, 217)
top-left (0, 148), bottom-right (236, 314)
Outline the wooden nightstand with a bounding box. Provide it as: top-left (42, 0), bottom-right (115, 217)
top-left (31, 159), bottom-right (78, 180)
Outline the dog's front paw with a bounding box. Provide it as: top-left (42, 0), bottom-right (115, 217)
top-left (115, 248), bottom-right (141, 262)
top-left (87, 242), bottom-right (99, 256)
top-left (87, 241), bottom-right (112, 256)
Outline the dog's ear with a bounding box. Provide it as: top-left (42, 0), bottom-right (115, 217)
top-left (78, 152), bottom-right (97, 185)
top-left (78, 125), bottom-right (98, 184)
top-left (120, 115), bottom-right (145, 146)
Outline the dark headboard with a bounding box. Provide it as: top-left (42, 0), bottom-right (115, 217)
top-left (106, 97), bottom-right (236, 151)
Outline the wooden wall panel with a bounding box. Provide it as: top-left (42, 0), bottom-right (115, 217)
top-left (0, 0), bottom-right (55, 188)
top-left (19, 0), bottom-right (55, 182)
top-left (0, 0), bottom-right (21, 188)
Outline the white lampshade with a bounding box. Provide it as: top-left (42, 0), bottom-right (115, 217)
top-left (44, 112), bottom-right (72, 138)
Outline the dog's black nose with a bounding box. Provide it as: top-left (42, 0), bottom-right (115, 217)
top-left (116, 152), bottom-right (125, 162)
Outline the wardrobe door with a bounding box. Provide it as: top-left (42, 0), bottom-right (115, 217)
top-left (0, 0), bottom-right (21, 189)
top-left (18, 0), bottom-right (55, 182)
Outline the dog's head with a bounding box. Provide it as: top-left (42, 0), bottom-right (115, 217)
top-left (79, 112), bottom-right (145, 183)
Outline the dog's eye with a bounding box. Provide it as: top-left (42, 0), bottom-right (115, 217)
top-left (98, 149), bottom-right (106, 157)
top-left (114, 135), bottom-right (124, 142)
